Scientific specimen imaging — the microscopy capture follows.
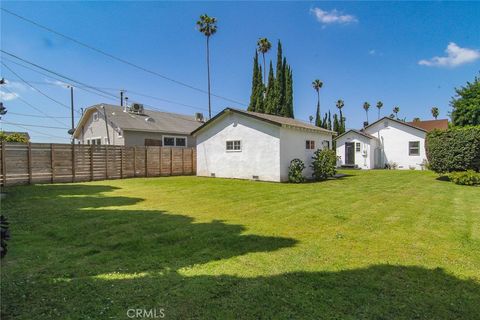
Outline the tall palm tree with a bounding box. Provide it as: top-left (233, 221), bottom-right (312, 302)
top-left (336, 99), bottom-right (345, 133)
top-left (257, 38), bottom-right (272, 86)
top-left (197, 14), bottom-right (217, 119)
top-left (363, 102), bottom-right (371, 123)
top-left (309, 115), bottom-right (314, 124)
top-left (393, 106), bottom-right (400, 119)
top-left (431, 107), bottom-right (439, 119)
top-left (376, 101), bottom-right (383, 119)
top-left (312, 80), bottom-right (323, 127)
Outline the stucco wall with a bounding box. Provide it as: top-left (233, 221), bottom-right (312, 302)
top-left (195, 112), bottom-right (281, 182)
top-left (365, 119), bottom-right (427, 170)
top-left (79, 108), bottom-right (125, 145)
top-left (123, 131), bottom-right (196, 147)
top-left (279, 127), bottom-right (333, 181)
top-left (335, 132), bottom-right (376, 169)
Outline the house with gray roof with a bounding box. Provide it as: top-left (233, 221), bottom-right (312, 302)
top-left (73, 103), bottom-right (204, 147)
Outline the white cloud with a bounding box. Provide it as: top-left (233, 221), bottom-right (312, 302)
top-left (4, 79), bottom-right (27, 91)
top-left (310, 7), bottom-right (358, 25)
top-left (45, 78), bottom-right (70, 89)
top-left (419, 42), bottom-right (480, 67)
top-left (0, 90), bottom-right (19, 101)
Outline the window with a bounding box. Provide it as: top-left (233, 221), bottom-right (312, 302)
top-left (355, 142), bottom-right (361, 152)
top-left (306, 140), bottom-right (315, 150)
top-left (409, 141), bottom-right (420, 156)
top-left (322, 140), bottom-right (330, 149)
top-left (89, 138), bottom-right (101, 145)
top-left (163, 136), bottom-right (187, 147)
top-left (93, 112), bottom-right (99, 122)
top-left (226, 140), bottom-right (241, 151)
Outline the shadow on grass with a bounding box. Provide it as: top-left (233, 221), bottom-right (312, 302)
top-left (2, 184), bottom-right (480, 319)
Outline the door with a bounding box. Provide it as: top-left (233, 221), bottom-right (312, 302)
top-left (345, 142), bottom-right (355, 165)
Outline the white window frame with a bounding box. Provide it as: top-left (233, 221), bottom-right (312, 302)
top-left (88, 137), bottom-right (102, 145)
top-left (409, 141), bottom-right (420, 156)
top-left (355, 142), bottom-right (361, 152)
top-left (226, 140), bottom-right (242, 152)
top-left (162, 135), bottom-right (187, 147)
top-left (93, 112), bottom-right (99, 122)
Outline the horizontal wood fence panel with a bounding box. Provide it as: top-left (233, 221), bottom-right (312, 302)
top-left (0, 142), bottom-right (196, 186)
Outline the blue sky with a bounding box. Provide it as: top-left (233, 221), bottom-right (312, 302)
top-left (1, 1), bottom-right (479, 142)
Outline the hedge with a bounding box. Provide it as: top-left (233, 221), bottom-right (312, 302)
top-left (426, 126), bottom-right (480, 173)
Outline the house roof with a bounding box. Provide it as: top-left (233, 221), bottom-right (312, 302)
top-left (407, 119), bottom-right (448, 132)
top-left (334, 129), bottom-right (376, 141)
top-left (73, 104), bottom-right (203, 137)
top-left (364, 116), bottom-right (427, 133)
top-left (191, 108), bottom-right (336, 135)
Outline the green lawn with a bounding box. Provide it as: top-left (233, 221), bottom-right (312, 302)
top-left (1, 170), bottom-right (479, 319)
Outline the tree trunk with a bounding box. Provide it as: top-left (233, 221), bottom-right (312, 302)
top-left (206, 36), bottom-right (212, 119)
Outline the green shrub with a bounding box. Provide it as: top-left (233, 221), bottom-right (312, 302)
top-left (0, 132), bottom-right (29, 143)
top-left (448, 170), bottom-right (480, 186)
top-left (288, 159), bottom-right (305, 183)
top-left (426, 126), bottom-right (480, 173)
top-left (311, 149), bottom-right (339, 181)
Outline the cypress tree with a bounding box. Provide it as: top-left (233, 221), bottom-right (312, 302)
top-left (333, 114), bottom-right (340, 133)
top-left (322, 113), bottom-right (328, 129)
top-left (328, 110), bottom-right (332, 130)
top-left (315, 102), bottom-right (322, 127)
top-left (248, 51), bottom-right (260, 112)
top-left (265, 61), bottom-right (276, 114)
top-left (254, 65), bottom-right (265, 113)
top-left (285, 66), bottom-right (294, 118)
top-left (273, 41), bottom-right (284, 115)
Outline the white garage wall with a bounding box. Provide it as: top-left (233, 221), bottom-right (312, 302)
top-left (279, 127), bottom-right (333, 181)
top-left (196, 112), bottom-right (281, 181)
top-left (366, 119), bottom-right (427, 170)
top-left (335, 132), bottom-right (375, 169)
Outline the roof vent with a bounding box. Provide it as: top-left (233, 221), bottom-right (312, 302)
top-left (145, 117), bottom-right (154, 123)
top-left (195, 112), bottom-right (204, 122)
top-left (129, 103), bottom-right (144, 114)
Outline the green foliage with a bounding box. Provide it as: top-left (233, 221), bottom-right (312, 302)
top-left (448, 170), bottom-right (480, 186)
top-left (264, 61), bottom-right (276, 114)
top-left (0, 132), bottom-right (29, 143)
top-left (451, 74), bottom-right (480, 126)
top-left (248, 51), bottom-right (260, 112)
top-left (311, 149), bottom-right (338, 181)
top-left (288, 158), bottom-right (306, 183)
top-left (426, 126), bottom-right (480, 173)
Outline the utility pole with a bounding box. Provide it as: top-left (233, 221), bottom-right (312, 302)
top-left (67, 85), bottom-right (75, 144)
top-left (0, 79), bottom-right (7, 131)
top-left (120, 90), bottom-right (124, 108)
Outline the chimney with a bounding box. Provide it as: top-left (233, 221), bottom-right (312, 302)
top-left (195, 112), bottom-right (204, 122)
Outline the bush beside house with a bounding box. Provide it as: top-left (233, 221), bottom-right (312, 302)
top-left (311, 149), bottom-right (338, 181)
top-left (288, 159), bottom-right (306, 183)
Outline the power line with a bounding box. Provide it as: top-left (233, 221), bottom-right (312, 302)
top-left (2, 8), bottom-right (246, 107)
top-left (1, 122), bottom-right (70, 140)
top-left (1, 121), bottom-right (68, 130)
top-left (8, 112), bottom-right (70, 119)
top-left (1, 61), bottom-right (82, 115)
top-left (1, 87), bottom-right (70, 127)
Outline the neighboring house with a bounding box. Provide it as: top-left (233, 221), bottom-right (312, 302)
top-left (191, 108), bottom-right (336, 182)
top-left (335, 117), bottom-right (448, 170)
top-left (73, 103), bottom-right (204, 147)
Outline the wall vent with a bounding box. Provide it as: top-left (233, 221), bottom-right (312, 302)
top-left (252, 175), bottom-right (259, 180)
top-left (210, 173), bottom-right (216, 177)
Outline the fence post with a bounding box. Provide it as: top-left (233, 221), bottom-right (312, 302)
top-left (27, 143), bottom-right (32, 184)
top-left (159, 147), bottom-right (162, 176)
top-left (170, 148), bottom-right (173, 176)
top-left (1, 141), bottom-right (6, 186)
top-left (191, 147), bottom-right (195, 174)
top-left (120, 147), bottom-right (123, 179)
top-left (105, 146), bottom-right (109, 179)
top-left (51, 143), bottom-right (55, 183)
top-left (90, 145), bottom-right (94, 181)
top-left (181, 148), bottom-right (184, 175)
top-left (133, 147), bottom-right (136, 177)
top-left (71, 143), bottom-right (75, 183)
top-left (145, 147), bottom-right (148, 177)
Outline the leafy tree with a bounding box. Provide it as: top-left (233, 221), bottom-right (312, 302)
top-left (0, 132), bottom-right (29, 143)
top-left (312, 80), bottom-right (323, 127)
top-left (363, 102), bottom-right (371, 123)
top-left (376, 101), bottom-right (383, 120)
top-left (196, 14), bottom-right (217, 119)
top-left (248, 51), bottom-right (260, 112)
top-left (393, 106), bottom-right (400, 119)
top-left (450, 75), bottom-right (480, 126)
top-left (257, 38), bottom-right (272, 87)
top-left (412, 117), bottom-right (421, 122)
top-left (431, 107), bottom-right (439, 120)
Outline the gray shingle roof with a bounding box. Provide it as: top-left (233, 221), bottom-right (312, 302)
top-left (76, 104), bottom-right (203, 135)
top-left (192, 108), bottom-right (336, 135)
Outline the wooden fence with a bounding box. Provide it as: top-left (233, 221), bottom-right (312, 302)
top-left (0, 142), bottom-right (196, 186)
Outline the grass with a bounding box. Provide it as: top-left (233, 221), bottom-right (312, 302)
top-left (1, 170), bottom-right (479, 319)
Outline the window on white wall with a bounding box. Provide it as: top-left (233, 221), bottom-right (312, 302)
top-left (409, 141), bottom-right (420, 156)
top-left (93, 112), bottom-right (99, 122)
top-left (226, 140), bottom-right (241, 151)
top-left (306, 140), bottom-right (315, 150)
top-left (322, 140), bottom-right (330, 149)
top-left (355, 142), bottom-right (361, 152)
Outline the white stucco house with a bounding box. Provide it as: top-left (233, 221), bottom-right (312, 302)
top-left (191, 108), bottom-right (336, 182)
top-left (335, 117), bottom-right (448, 170)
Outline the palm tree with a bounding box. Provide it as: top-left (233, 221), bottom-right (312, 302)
top-left (257, 38), bottom-right (272, 86)
top-left (309, 115), bottom-right (314, 124)
top-left (363, 102), bottom-right (371, 123)
top-left (376, 101), bottom-right (383, 119)
top-left (312, 80), bottom-right (323, 127)
top-left (393, 106), bottom-right (400, 119)
top-left (336, 99), bottom-right (345, 133)
top-left (431, 107), bottom-right (439, 119)
top-left (196, 14), bottom-right (217, 119)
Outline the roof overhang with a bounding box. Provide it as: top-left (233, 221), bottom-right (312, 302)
top-left (334, 129), bottom-right (375, 141)
top-left (364, 116), bottom-right (427, 133)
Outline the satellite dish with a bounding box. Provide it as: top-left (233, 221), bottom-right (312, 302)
top-left (68, 128), bottom-right (75, 135)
